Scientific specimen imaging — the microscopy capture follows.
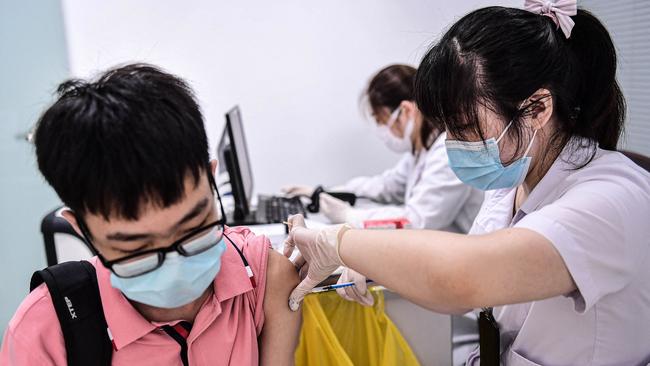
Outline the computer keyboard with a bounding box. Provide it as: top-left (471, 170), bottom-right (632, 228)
top-left (257, 195), bottom-right (307, 224)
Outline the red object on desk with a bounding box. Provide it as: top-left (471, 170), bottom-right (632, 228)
top-left (363, 218), bottom-right (411, 230)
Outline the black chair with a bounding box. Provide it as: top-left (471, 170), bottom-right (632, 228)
top-left (621, 150), bottom-right (650, 173)
top-left (41, 206), bottom-right (92, 266)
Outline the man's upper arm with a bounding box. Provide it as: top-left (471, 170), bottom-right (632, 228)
top-left (259, 250), bottom-right (301, 366)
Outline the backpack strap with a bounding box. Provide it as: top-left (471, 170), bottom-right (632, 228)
top-left (30, 261), bottom-right (113, 366)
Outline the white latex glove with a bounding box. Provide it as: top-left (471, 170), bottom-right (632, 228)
top-left (320, 193), bottom-right (352, 224)
top-left (283, 214), bottom-right (351, 311)
top-left (336, 268), bottom-right (374, 306)
top-left (281, 185), bottom-right (315, 197)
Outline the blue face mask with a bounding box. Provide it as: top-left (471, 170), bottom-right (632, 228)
top-left (445, 121), bottom-right (538, 191)
top-left (110, 238), bottom-right (227, 309)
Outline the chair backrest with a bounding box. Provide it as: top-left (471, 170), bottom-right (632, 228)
top-left (41, 206), bottom-right (93, 266)
top-left (621, 150), bottom-right (650, 173)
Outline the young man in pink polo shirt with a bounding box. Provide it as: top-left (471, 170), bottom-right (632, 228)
top-left (0, 64), bottom-right (301, 365)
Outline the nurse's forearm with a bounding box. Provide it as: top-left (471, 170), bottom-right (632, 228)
top-left (338, 228), bottom-right (575, 313)
top-left (338, 229), bottom-right (472, 313)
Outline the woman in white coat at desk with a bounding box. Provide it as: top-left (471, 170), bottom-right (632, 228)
top-left (284, 4), bottom-right (650, 365)
top-left (285, 64), bottom-right (483, 232)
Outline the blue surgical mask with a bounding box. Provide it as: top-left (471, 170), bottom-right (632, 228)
top-left (110, 238), bottom-right (227, 308)
top-left (445, 121), bottom-right (538, 191)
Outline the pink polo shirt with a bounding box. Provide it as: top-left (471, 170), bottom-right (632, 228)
top-left (1, 226), bottom-right (270, 365)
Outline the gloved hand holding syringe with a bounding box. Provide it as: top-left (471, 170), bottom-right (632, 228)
top-left (283, 214), bottom-right (352, 311)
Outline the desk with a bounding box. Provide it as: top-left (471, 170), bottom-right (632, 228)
top-left (247, 214), bottom-right (452, 366)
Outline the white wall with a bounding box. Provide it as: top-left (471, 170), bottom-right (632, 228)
top-left (61, 0), bottom-right (520, 196)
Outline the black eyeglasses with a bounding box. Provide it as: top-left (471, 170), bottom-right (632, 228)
top-left (77, 174), bottom-right (228, 278)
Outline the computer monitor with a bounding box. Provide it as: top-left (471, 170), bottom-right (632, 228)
top-left (217, 106), bottom-right (254, 221)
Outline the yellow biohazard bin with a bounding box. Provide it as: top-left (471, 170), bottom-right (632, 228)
top-left (295, 289), bottom-right (420, 366)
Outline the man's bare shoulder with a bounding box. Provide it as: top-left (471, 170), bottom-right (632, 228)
top-left (264, 250), bottom-right (300, 305)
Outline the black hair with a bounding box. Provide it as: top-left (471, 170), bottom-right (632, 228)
top-left (34, 63), bottom-right (210, 220)
top-left (415, 7), bottom-right (625, 166)
top-left (362, 64), bottom-right (442, 149)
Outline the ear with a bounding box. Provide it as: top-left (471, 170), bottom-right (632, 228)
top-left (525, 88), bottom-right (554, 130)
top-left (210, 159), bottom-right (219, 176)
top-left (399, 100), bottom-right (417, 123)
top-left (60, 208), bottom-right (85, 238)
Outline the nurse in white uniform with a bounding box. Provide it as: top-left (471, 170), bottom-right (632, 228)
top-left (284, 64), bottom-right (483, 232)
top-left (283, 3), bottom-right (650, 365)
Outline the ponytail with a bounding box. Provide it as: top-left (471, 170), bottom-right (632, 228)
top-left (565, 10), bottom-right (625, 151)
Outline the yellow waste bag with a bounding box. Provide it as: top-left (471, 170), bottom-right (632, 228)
top-left (295, 289), bottom-right (420, 366)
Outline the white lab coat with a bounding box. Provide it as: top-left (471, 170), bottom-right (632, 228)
top-left (339, 132), bottom-right (483, 232)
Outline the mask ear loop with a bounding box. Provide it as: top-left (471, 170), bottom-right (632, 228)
top-left (385, 108), bottom-right (401, 128)
top-left (494, 117), bottom-right (537, 160)
top-left (495, 119), bottom-right (514, 143)
top-left (496, 98), bottom-right (532, 143)
top-left (522, 129), bottom-right (538, 157)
